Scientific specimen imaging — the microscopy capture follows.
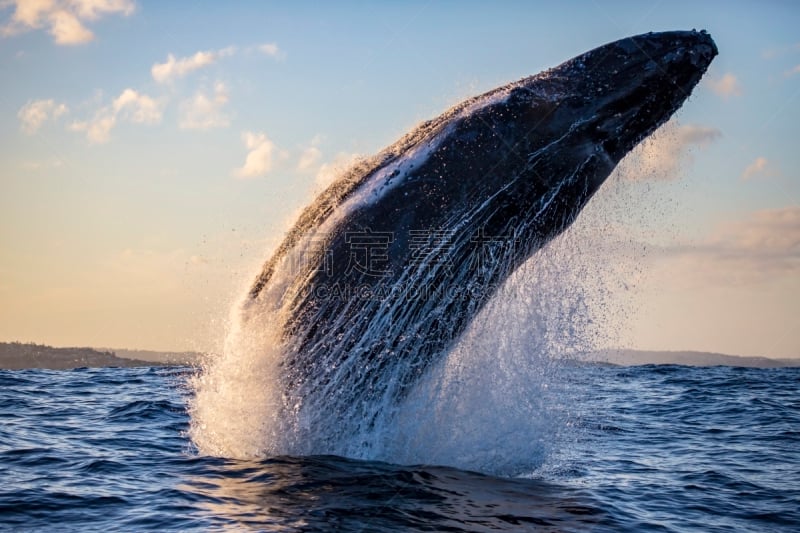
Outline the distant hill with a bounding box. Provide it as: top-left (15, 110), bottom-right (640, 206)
top-left (0, 342), bottom-right (165, 370)
top-left (3, 342), bottom-right (797, 370)
top-left (592, 349), bottom-right (800, 368)
top-left (107, 348), bottom-right (202, 366)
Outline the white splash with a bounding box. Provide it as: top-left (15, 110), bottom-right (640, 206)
top-left (188, 190), bottom-right (629, 475)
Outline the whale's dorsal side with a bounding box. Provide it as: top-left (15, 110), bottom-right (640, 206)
top-left (243, 31), bottom-right (717, 446)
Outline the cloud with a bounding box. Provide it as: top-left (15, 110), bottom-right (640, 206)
top-left (258, 43), bottom-right (278, 56)
top-left (112, 88), bottom-right (161, 123)
top-left (20, 158), bottom-right (64, 171)
top-left (72, 0), bottom-right (135, 19)
top-left (17, 98), bottom-right (68, 134)
top-left (315, 152), bottom-right (361, 188)
top-left (292, 136), bottom-right (360, 186)
top-left (651, 206), bottom-right (800, 287)
top-left (715, 207), bottom-right (800, 253)
top-left (69, 110), bottom-right (116, 143)
top-left (706, 73), bottom-right (742, 99)
top-left (69, 87), bottom-right (161, 143)
top-left (234, 131), bottom-right (277, 178)
top-left (188, 254), bottom-right (208, 266)
top-left (151, 48), bottom-right (234, 83)
top-left (741, 156), bottom-right (779, 181)
top-left (297, 146), bottom-right (322, 172)
top-left (257, 42), bottom-right (282, 58)
top-left (296, 135), bottom-right (323, 172)
top-left (48, 7), bottom-right (92, 43)
top-left (763, 43), bottom-right (800, 77)
top-left (614, 121), bottom-right (721, 181)
top-left (1, 0), bottom-right (135, 45)
top-left (179, 81), bottom-right (230, 130)
top-left (762, 42), bottom-right (800, 60)
top-left (151, 43), bottom-right (281, 82)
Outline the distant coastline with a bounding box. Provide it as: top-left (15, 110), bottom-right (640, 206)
top-left (0, 341), bottom-right (797, 370)
top-left (590, 349), bottom-right (800, 368)
top-left (0, 342), bottom-right (201, 370)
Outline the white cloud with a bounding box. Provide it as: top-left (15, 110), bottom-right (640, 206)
top-left (614, 121), bottom-right (721, 181)
top-left (234, 131), bottom-right (277, 178)
top-left (69, 87), bottom-right (161, 143)
top-left (296, 135), bottom-right (324, 172)
top-left (297, 146), bottom-right (322, 172)
top-left (151, 47), bottom-right (236, 83)
top-left (151, 43), bottom-right (281, 82)
top-left (258, 42), bottom-right (281, 57)
top-left (763, 42), bottom-right (800, 60)
top-left (1, 0), bottom-right (134, 45)
top-left (292, 135), bottom-right (360, 186)
top-left (786, 65), bottom-right (800, 77)
top-left (17, 98), bottom-right (68, 134)
top-left (651, 206), bottom-right (800, 287)
top-left (315, 152), bottom-right (361, 188)
top-left (715, 207), bottom-right (800, 254)
top-left (69, 110), bottom-right (116, 143)
top-left (20, 158), bottom-right (64, 171)
top-left (72, 0), bottom-right (135, 19)
top-left (741, 156), bottom-right (778, 181)
top-left (152, 50), bottom-right (216, 83)
top-left (179, 82), bottom-right (230, 130)
top-left (48, 8), bottom-right (92, 43)
top-left (112, 88), bottom-right (161, 123)
top-left (188, 254), bottom-right (208, 266)
top-left (706, 73), bottom-right (742, 99)
top-left (2, 0), bottom-right (53, 29)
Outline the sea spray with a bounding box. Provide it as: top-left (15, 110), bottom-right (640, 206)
top-left (189, 295), bottom-right (291, 458)
top-left (188, 205), bottom-right (623, 473)
top-left (187, 28), bottom-right (711, 469)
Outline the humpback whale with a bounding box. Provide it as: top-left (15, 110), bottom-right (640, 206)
top-left (245, 30), bottom-right (717, 443)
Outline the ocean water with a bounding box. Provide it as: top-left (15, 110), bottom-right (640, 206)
top-left (1, 363), bottom-right (798, 532)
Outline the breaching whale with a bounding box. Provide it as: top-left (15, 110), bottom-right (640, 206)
top-left (245, 30), bottom-right (717, 441)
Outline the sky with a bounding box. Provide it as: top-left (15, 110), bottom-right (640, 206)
top-left (0, 0), bottom-right (798, 358)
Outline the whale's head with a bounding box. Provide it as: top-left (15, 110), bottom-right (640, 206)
top-left (552, 29), bottom-right (718, 163)
top-left (431, 30), bottom-right (717, 260)
top-left (509, 30), bottom-right (717, 171)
